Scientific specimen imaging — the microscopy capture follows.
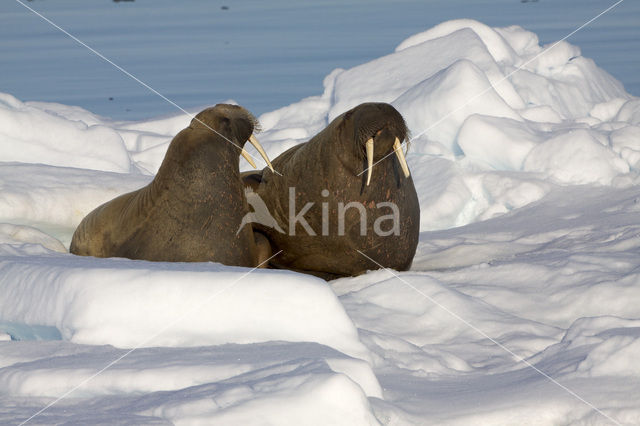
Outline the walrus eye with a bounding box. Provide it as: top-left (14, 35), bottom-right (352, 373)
top-left (393, 137), bottom-right (410, 178)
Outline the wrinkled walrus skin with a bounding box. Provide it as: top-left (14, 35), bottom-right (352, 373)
top-left (244, 102), bottom-right (420, 279)
top-left (71, 104), bottom-right (269, 267)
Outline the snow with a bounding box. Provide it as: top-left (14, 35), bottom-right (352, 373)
top-left (0, 94), bottom-right (132, 174)
top-left (2, 17), bottom-right (640, 425)
top-left (0, 254), bottom-right (371, 366)
top-left (0, 342), bottom-right (380, 425)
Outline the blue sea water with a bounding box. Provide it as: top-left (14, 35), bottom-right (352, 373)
top-left (1, 0), bottom-right (638, 120)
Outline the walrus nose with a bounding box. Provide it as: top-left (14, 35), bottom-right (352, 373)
top-left (365, 132), bottom-right (410, 186)
top-left (240, 135), bottom-right (274, 172)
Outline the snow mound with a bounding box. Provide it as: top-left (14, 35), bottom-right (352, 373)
top-left (0, 341), bottom-right (380, 424)
top-left (0, 223), bottom-right (66, 253)
top-left (0, 253), bottom-right (371, 362)
top-left (145, 366), bottom-right (380, 425)
top-left (0, 94), bottom-right (132, 173)
top-left (254, 19), bottom-right (637, 229)
top-left (523, 128), bottom-right (629, 185)
top-left (0, 341), bottom-right (380, 398)
top-left (332, 185), bottom-right (640, 424)
top-left (0, 163), bottom-right (151, 247)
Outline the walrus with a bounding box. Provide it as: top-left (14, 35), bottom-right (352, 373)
top-left (243, 102), bottom-right (420, 279)
top-left (70, 104), bottom-right (273, 267)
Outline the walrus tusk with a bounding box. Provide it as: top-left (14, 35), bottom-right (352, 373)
top-left (240, 147), bottom-right (257, 168)
top-left (365, 138), bottom-right (374, 186)
top-left (249, 134), bottom-right (274, 172)
top-left (393, 137), bottom-right (410, 178)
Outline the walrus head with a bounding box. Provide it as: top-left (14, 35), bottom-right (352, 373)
top-left (338, 103), bottom-right (411, 186)
top-left (190, 104), bottom-right (273, 171)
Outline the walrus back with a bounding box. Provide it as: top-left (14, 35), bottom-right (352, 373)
top-left (69, 189), bottom-right (144, 257)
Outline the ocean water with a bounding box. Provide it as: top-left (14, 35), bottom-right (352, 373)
top-left (1, 0), bottom-right (638, 120)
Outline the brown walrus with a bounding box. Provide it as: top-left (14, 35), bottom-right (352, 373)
top-left (70, 104), bottom-right (273, 267)
top-left (243, 102), bottom-right (420, 279)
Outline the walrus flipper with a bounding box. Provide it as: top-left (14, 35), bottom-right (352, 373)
top-left (240, 170), bottom-right (264, 192)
